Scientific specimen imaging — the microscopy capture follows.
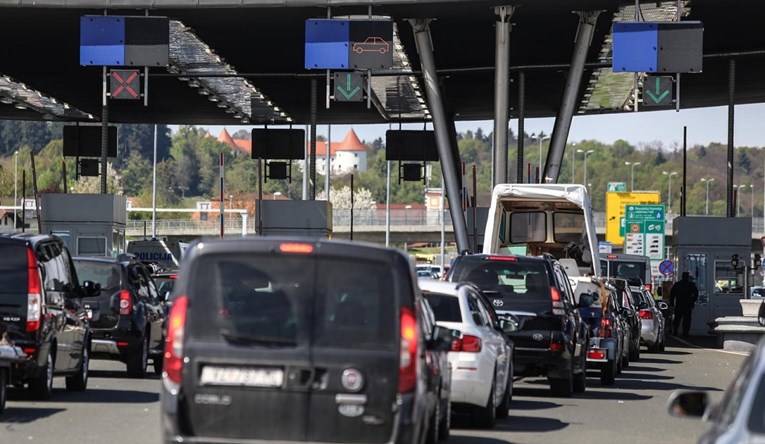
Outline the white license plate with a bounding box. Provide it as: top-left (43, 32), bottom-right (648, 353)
top-left (86, 310), bottom-right (93, 320)
top-left (199, 366), bottom-right (284, 388)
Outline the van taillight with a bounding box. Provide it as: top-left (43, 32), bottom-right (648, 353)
top-left (164, 295), bottom-right (188, 387)
top-left (639, 309), bottom-right (653, 320)
top-left (451, 334), bottom-right (482, 353)
top-left (644, 283), bottom-right (652, 292)
top-left (26, 247), bottom-right (41, 332)
top-left (551, 287), bottom-right (565, 315)
top-left (600, 317), bottom-right (613, 338)
top-left (398, 307), bottom-right (418, 393)
top-left (119, 290), bottom-right (132, 316)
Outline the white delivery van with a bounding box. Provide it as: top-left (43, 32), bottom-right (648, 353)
top-left (482, 184), bottom-right (601, 278)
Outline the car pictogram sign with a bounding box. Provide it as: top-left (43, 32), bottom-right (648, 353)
top-left (110, 69), bottom-right (140, 100)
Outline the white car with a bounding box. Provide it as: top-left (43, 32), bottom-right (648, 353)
top-left (419, 279), bottom-right (513, 428)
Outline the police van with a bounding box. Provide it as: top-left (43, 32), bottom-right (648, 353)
top-left (126, 238), bottom-right (188, 271)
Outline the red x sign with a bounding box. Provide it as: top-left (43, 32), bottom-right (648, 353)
top-left (110, 69), bottom-right (140, 100)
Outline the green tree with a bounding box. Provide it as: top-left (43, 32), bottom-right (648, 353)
top-left (121, 151), bottom-right (152, 196)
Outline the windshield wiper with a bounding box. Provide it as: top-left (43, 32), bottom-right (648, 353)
top-left (219, 329), bottom-right (297, 347)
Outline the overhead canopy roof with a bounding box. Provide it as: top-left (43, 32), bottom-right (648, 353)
top-left (0, 0), bottom-right (763, 125)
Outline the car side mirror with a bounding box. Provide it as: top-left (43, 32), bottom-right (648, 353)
top-left (621, 308), bottom-right (633, 318)
top-left (427, 326), bottom-right (455, 352)
top-left (158, 290), bottom-right (171, 303)
top-left (658, 301), bottom-right (669, 310)
top-left (499, 314), bottom-right (520, 334)
top-left (82, 280), bottom-right (101, 297)
top-left (667, 390), bottom-right (709, 419)
top-left (758, 301), bottom-right (765, 327)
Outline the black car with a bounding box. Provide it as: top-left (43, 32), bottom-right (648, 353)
top-left (161, 237), bottom-right (452, 444)
top-left (73, 254), bottom-right (166, 378)
top-left (0, 233), bottom-right (91, 399)
top-left (448, 253), bottom-right (588, 397)
top-left (609, 278), bottom-right (642, 362)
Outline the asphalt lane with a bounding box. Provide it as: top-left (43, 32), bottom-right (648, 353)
top-left (0, 337), bottom-right (748, 444)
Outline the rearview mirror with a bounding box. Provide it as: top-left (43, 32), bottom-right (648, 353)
top-left (499, 314), bottom-right (520, 334)
top-left (667, 390), bottom-right (709, 419)
top-left (658, 302), bottom-right (669, 310)
top-left (759, 301), bottom-right (765, 327)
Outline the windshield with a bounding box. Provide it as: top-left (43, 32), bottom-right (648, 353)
top-left (73, 260), bottom-right (121, 291)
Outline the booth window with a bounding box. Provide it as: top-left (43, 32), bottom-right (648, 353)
top-left (685, 254), bottom-right (708, 304)
top-left (714, 260), bottom-right (742, 295)
top-left (78, 236), bottom-right (107, 256)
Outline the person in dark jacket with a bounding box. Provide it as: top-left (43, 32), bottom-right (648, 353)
top-left (670, 271), bottom-right (699, 336)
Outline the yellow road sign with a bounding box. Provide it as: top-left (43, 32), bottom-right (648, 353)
top-left (605, 191), bottom-right (661, 245)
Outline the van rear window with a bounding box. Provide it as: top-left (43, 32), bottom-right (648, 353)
top-left (188, 254), bottom-right (396, 349)
top-left (0, 243), bottom-right (27, 294)
top-left (425, 294), bottom-right (462, 323)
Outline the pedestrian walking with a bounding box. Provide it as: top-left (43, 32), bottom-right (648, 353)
top-left (670, 271), bottom-right (699, 336)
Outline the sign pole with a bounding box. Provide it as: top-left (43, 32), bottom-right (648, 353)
top-left (101, 66), bottom-right (108, 194)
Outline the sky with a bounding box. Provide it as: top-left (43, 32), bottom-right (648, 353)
top-left (195, 102), bottom-right (765, 149)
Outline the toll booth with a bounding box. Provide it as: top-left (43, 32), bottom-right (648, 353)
top-left (670, 216), bottom-right (752, 335)
top-left (40, 193), bottom-right (127, 257)
top-left (259, 200), bottom-right (332, 238)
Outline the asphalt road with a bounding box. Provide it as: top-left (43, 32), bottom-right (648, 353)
top-left (0, 337), bottom-right (748, 444)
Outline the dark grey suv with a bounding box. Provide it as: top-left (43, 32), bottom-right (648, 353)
top-left (448, 253), bottom-right (588, 397)
top-left (161, 237), bottom-right (452, 444)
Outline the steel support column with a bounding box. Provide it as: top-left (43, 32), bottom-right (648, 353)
top-left (517, 71), bottom-right (525, 183)
top-left (411, 19), bottom-right (470, 252)
top-left (727, 58), bottom-right (735, 217)
top-left (492, 5), bottom-right (514, 186)
top-left (544, 11), bottom-right (600, 183)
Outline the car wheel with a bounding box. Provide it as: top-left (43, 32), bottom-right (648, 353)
top-left (474, 376), bottom-right (496, 428)
top-left (29, 352), bottom-right (54, 400)
top-left (126, 335), bottom-right (148, 378)
top-left (0, 368), bottom-right (7, 414)
top-left (550, 367), bottom-right (573, 398)
top-left (66, 338), bottom-right (89, 391)
top-left (648, 338), bottom-right (661, 353)
top-left (496, 377), bottom-right (511, 419)
top-left (438, 398), bottom-right (450, 441)
top-left (153, 356), bottom-right (163, 376)
top-left (659, 336), bottom-right (666, 352)
top-left (630, 339), bottom-right (640, 361)
top-left (600, 359), bottom-right (616, 386)
top-left (573, 360), bottom-right (587, 394)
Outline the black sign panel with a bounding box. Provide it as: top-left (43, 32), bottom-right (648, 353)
top-left (124, 16), bottom-right (170, 67)
top-left (79, 159), bottom-right (100, 177)
top-left (348, 20), bottom-right (393, 70)
top-left (63, 126), bottom-right (118, 157)
top-left (110, 69), bottom-right (141, 99)
top-left (386, 130), bottom-right (439, 161)
top-left (251, 129), bottom-right (305, 160)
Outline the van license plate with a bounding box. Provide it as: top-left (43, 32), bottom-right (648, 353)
top-left (199, 366), bottom-right (284, 388)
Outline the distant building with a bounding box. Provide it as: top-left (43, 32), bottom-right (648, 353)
top-left (211, 128), bottom-right (368, 176)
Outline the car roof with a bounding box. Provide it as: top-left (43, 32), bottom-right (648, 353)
top-left (418, 279), bottom-right (461, 296)
top-left (0, 232), bottom-right (60, 246)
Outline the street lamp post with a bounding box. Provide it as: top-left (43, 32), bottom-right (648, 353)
top-left (663, 171), bottom-right (678, 213)
top-left (577, 149), bottom-right (594, 185)
top-left (734, 184), bottom-right (744, 216)
top-left (14, 151), bottom-right (18, 230)
top-left (625, 161), bottom-right (641, 191)
top-left (701, 178), bottom-right (715, 215)
top-left (533, 133), bottom-right (550, 182)
top-left (749, 184), bottom-right (754, 216)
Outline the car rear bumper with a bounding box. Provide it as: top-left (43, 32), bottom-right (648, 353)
top-left (513, 348), bottom-right (571, 378)
top-left (90, 336), bottom-right (142, 358)
top-left (449, 368), bottom-right (491, 407)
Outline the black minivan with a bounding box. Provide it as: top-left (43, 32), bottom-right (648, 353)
top-left (161, 237), bottom-right (452, 444)
top-left (0, 233), bottom-right (91, 399)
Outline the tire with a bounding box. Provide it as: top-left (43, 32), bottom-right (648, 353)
top-left (659, 336), bottom-right (666, 352)
top-left (496, 378), bottom-right (511, 419)
top-left (29, 352), bottom-right (54, 400)
top-left (600, 359), bottom-right (616, 386)
top-left (573, 361), bottom-right (587, 394)
top-left (647, 339), bottom-right (661, 353)
top-left (153, 356), bottom-right (163, 376)
top-left (438, 399), bottom-right (450, 441)
top-left (126, 335), bottom-right (148, 379)
top-left (474, 377), bottom-right (496, 428)
top-left (629, 339), bottom-right (640, 361)
top-left (550, 367), bottom-right (573, 398)
top-left (66, 338), bottom-right (89, 391)
top-left (0, 368), bottom-right (7, 415)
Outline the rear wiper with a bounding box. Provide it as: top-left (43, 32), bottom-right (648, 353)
top-left (219, 329), bottom-right (297, 347)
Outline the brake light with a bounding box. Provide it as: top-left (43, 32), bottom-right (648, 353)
top-left (164, 295), bottom-right (189, 387)
top-left (587, 349), bottom-right (606, 360)
top-left (451, 334), bottom-right (482, 353)
top-left (486, 256), bottom-right (517, 262)
top-left (644, 283), bottom-right (652, 292)
top-left (169, 274), bottom-right (178, 280)
top-left (639, 309), bottom-right (653, 320)
top-left (398, 307), bottom-right (418, 393)
top-left (23, 346), bottom-right (36, 356)
top-left (607, 255), bottom-right (618, 259)
top-left (551, 287), bottom-right (565, 315)
top-left (119, 290), bottom-right (132, 316)
top-left (279, 243), bottom-right (314, 254)
top-left (550, 341), bottom-right (564, 352)
top-left (26, 247), bottom-right (41, 332)
top-left (600, 317), bottom-right (613, 338)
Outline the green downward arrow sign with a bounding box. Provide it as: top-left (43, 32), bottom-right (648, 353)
top-left (644, 77), bottom-right (670, 104)
top-left (337, 74), bottom-right (361, 100)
